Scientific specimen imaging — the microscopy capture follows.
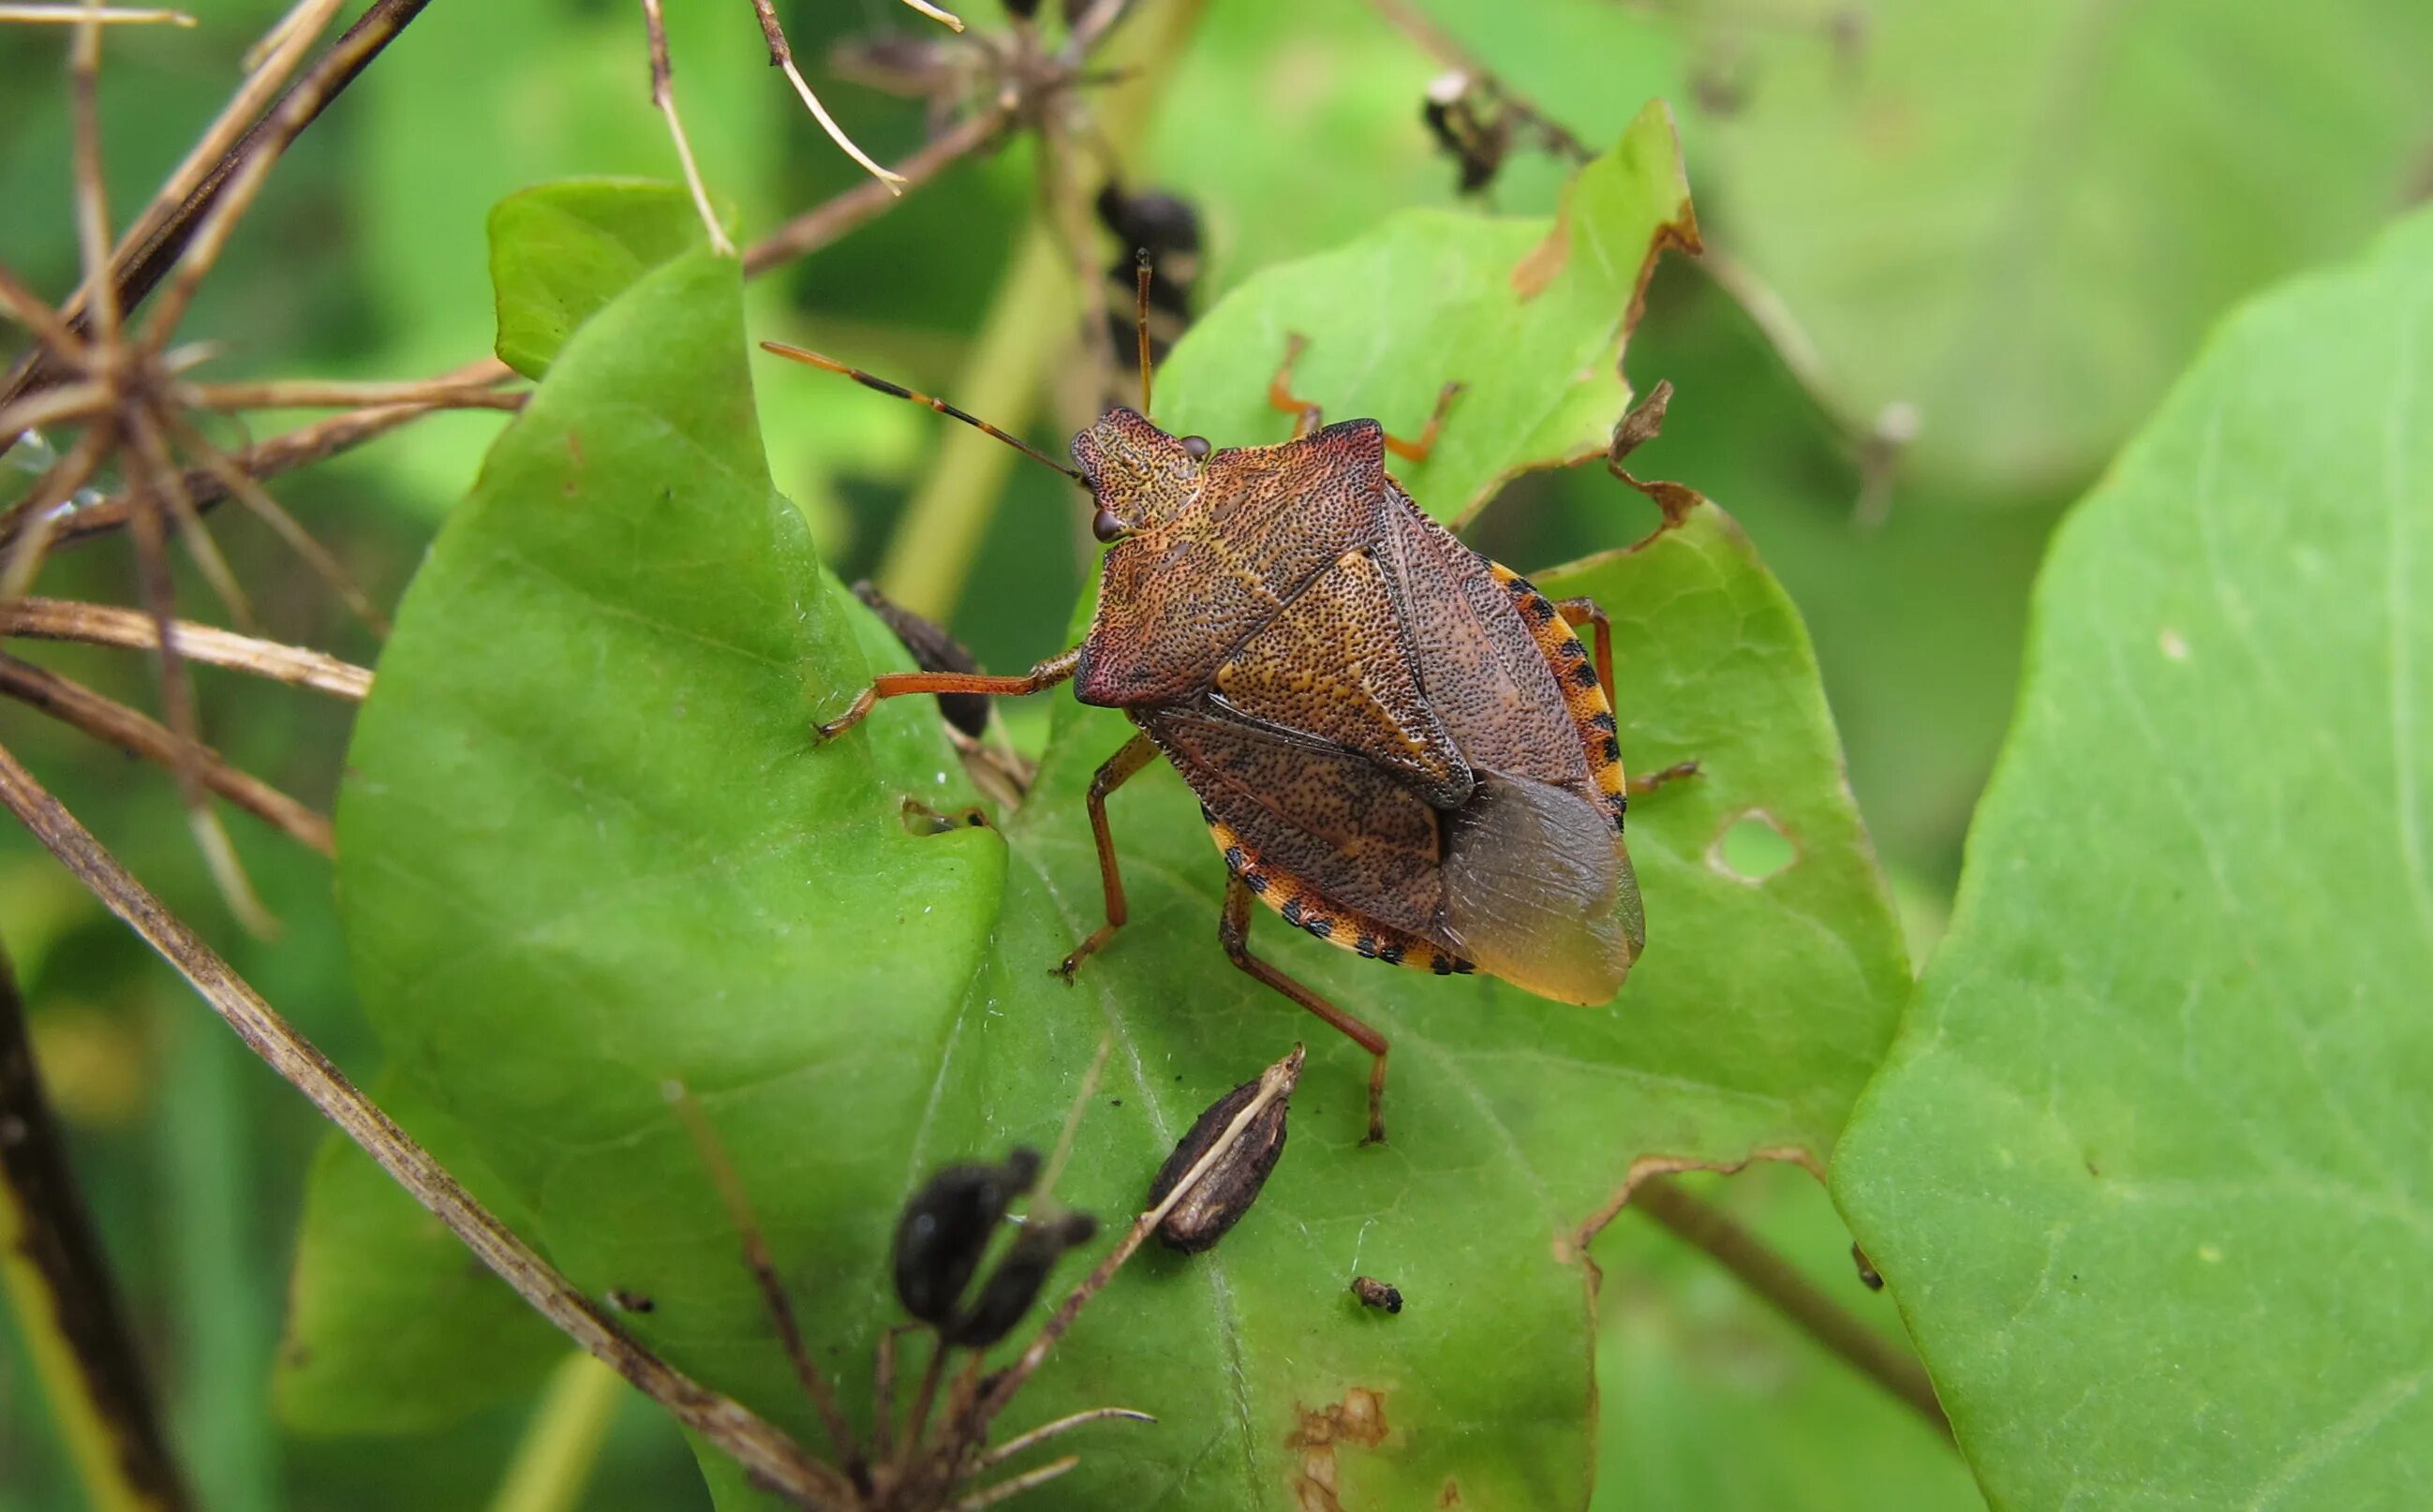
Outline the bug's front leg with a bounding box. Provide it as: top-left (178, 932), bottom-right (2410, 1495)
top-left (1218, 876), bottom-right (1392, 1145)
top-left (816, 645), bottom-right (1081, 742)
top-left (1053, 734), bottom-right (1160, 978)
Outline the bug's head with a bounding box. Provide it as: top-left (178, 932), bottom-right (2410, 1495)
top-left (1071, 408), bottom-right (1211, 542)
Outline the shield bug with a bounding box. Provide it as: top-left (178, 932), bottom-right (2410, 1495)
top-left (762, 277), bottom-right (1688, 1143)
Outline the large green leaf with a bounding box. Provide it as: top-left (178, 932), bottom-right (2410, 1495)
top-left (330, 128), bottom-right (1910, 1508)
top-left (1833, 210), bottom-right (2433, 1506)
top-left (1685, 0), bottom-right (2433, 491)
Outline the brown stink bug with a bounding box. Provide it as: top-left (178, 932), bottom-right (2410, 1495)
top-left (762, 282), bottom-right (1689, 1143)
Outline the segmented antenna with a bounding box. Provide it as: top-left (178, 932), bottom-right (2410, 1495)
top-left (1134, 247), bottom-right (1154, 415)
top-left (759, 341), bottom-right (1084, 481)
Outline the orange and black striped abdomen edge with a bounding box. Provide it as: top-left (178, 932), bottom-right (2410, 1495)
top-left (1202, 808), bottom-right (1474, 977)
top-left (1486, 560), bottom-right (1630, 832)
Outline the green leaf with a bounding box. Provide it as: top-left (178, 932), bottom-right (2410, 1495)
top-left (490, 179), bottom-right (716, 379)
top-left (1833, 209), bottom-right (2433, 1506)
top-left (332, 245), bottom-right (1001, 1437)
top-left (275, 1082), bottom-right (568, 1435)
top-left (1685, 0), bottom-right (2433, 490)
top-left (1153, 100), bottom-right (1699, 526)
top-left (334, 130), bottom-right (1908, 1509)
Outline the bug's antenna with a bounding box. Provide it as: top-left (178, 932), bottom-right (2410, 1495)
top-left (1134, 247), bottom-right (1154, 415)
top-left (759, 342), bottom-right (1084, 482)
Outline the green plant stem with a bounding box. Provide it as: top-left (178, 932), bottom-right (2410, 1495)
top-left (871, 222), bottom-right (1075, 618)
top-left (485, 1353), bottom-right (624, 1512)
top-left (1630, 1175), bottom-right (1951, 1436)
top-left (0, 936), bottom-right (191, 1512)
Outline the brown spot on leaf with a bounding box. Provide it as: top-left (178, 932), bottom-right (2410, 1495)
top-left (1438, 1479), bottom-right (1463, 1506)
top-left (1286, 1387), bottom-right (1390, 1510)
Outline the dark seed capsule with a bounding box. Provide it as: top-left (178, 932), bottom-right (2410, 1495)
top-left (1147, 1051), bottom-right (1302, 1254)
top-left (1350, 1276), bottom-right (1403, 1314)
top-left (891, 1147), bottom-right (1040, 1327)
top-left (942, 1210), bottom-right (1099, 1349)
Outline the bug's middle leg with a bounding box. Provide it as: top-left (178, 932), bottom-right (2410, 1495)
top-left (1218, 875), bottom-right (1392, 1145)
top-left (1266, 333), bottom-right (1324, 439)
top-left (1554, 596), bottom-right (1699, 794)
top-left (1054, 734), bottom-right (1160, 978)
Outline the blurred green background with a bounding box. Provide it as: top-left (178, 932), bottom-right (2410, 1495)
top-left (3, 0), bottom-right (2422, 1506)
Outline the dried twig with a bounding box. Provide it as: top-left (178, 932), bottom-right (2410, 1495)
top-left (13, 358), bottom-right (520, 555)
top-left (0, 743), bottom-right (858, 1511)
top-left (640, 0), bottom-right (736, 258)
top-left (743, 105), bottom-right (1012, 276)
top-left (138, 0), bottom-right (435, 353)
top-left (0, 652), bottom-right (332, 853)
top-left (0, 597), bottom-right (370, 699)
top-left (749, 0), bottom-right (907, 194)
top-left (967, 1046), bottom-right (1304, 1431)
top-left (96, 0), bottom-right (346, 314)
top-left (0, 933), bottom-right (194, 1512)
top-left (179, 378), bottom-right (526, 412)
top-left (2, 0), bottom-right (432, 404)
top-left (0, 4), bottom-right (193, 21)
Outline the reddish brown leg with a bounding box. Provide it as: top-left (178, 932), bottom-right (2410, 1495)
top-left (1054, 734), bottom-right (1160, 977)
top-left (818, 645), bottom-right (1081, 741)
top-left (1218, 876), bottom-right (1391, 1145)
top-left (1627, 760), bottom-right (1701, 794)
top-left (1266, 333), bottom-right (1323, 439)
top-left (1384, 381), bottom-right (1464, 463)
top-left (1553, 597), bottom-right (1616, 712)
top-left (1556, 597), bottom-right (1699, 794)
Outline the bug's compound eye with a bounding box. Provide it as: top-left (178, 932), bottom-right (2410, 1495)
top-left (1180, 435), bottom-right (1211, 460)
top-left (1091, 503), bottom-right (1134, 542)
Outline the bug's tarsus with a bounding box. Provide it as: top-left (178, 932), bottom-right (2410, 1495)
top-left (1384, 379), bottom-right (1463, 463)
top-left (1266, 333), bottom-right (1324, 438)
top-left (1133, 247), bottom-right (1154, 415)
top-left (815, 645), bottom-right (1083, 742)
top-left (1626, 759), bottom-right (1700, 795)
top-left (1265, 335), bottom-right (1464, 459)
top-left (1055, 733), bottom-right (1158, 979)
top-left (1219, 876), bottom-right (1391, 1144)
top-left (759, 340), bottom-right (1082, 481)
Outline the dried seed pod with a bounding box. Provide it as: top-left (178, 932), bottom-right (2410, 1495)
top-left (942, 1210), bottom-right (1099, 1349)
top-left (891, 1147), bottom-right (1040, 1326)
top-left (1350, 1276), bottom-right (1402, 1314)
top-left (1147, 1049), bottom-right (1303, 1254)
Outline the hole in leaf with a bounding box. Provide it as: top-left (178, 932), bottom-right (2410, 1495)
top-left (1711, 811), bottom-right (1794, 883)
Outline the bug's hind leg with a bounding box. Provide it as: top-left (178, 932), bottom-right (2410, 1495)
top-left (1553, 596), bottom-right (1699, 795)
top-left (1054, 734), bottom-right (1160, 979)
top-left (1266, 334), bottom-right (1324, 439)
top-left (1219, 876), bottom-right (1391, 1145)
